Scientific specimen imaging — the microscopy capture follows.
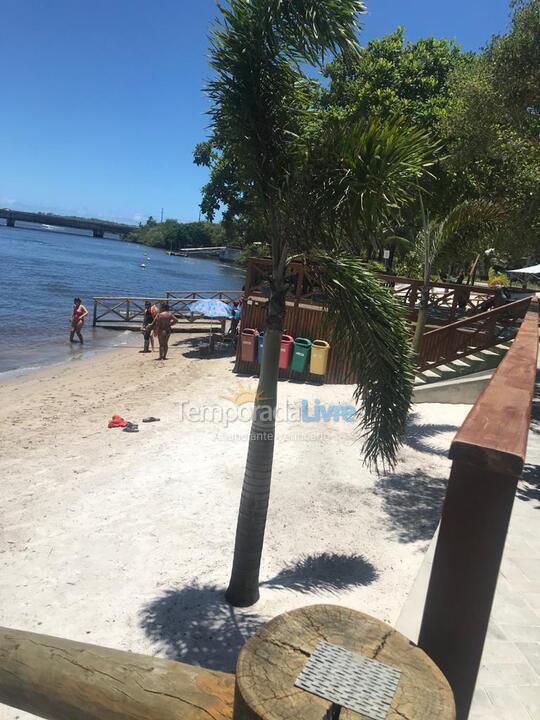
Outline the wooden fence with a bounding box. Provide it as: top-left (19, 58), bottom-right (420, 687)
top-left (245, 257), bottom-right (502, 324)
top-left (376, 274), bottom-right (503, 322)
top-left (418, 303), bottom-right (539, 719)
top-left (418, 296), bottom-right (532, 371)
top-left (234, 295), bottom-right (355, 384)
top-left (93, 291), bottom-right (242, 328)
top-left (0, 626), bottom-right (234, 720)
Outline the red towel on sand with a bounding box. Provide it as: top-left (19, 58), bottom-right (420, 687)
top-left (108, 415), bottom-right (128, 428)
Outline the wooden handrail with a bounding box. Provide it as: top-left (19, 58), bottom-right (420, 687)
top-left (376, 274), bottom-right (501, 296)
top-left (418, 297), bottom-right (531, 370)
top-left (422, 296), bottom-right (531, 337)
top-left (450, 303), bottom-right (538, 475)
top-left (418, 304), bottom-right (539, 719)
top-left (0, 626), bottom-right (234, 720)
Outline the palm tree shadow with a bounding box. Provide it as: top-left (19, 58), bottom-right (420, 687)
top-left (140, 583), bottom-right (261, 672)
top-left (405, 412), bottom-right (458, 457)
top-left (139, 553), bottom-right (377, 672)
top-left (375, 469), bottom-right (448, 543)
top-left (261, 552), bottom-right (377, 594)
top-left (517, 463), bottom-right (540, 508)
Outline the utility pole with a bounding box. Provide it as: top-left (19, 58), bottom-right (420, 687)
top-left (160, 208), bottom-right (164, 223)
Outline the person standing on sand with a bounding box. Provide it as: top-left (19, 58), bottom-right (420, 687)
top-left (70, 297), bottom-right (88, 344)
top-left (150, 301), bottom-right (158, 351)
top-left (141, 301), bottom-right (154, 353)
top-left (148, 302), bottom-right (177, 360)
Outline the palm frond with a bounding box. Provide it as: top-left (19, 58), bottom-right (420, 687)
top-left (305, 116), bottom-right (441, 253)
top-left (412, 198), bottom-right (502, 274)
top-left (311, 254), bottom-right (414, 470)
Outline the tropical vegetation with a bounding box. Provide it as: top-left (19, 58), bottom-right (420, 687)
top-left (124, 218), bottom-right (226, 251)
top-left (197, 0), bottom-right (540, 276)
top-left (195, 0), bottom-right (539, 608)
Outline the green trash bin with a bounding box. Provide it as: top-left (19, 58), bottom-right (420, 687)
top-left (291, 337), bottom-right (312, 372)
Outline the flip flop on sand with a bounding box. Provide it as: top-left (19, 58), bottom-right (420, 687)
top-left (142, 417), bottom-right (160, 423)
top-left (123, 424), bottom-right (139, 433)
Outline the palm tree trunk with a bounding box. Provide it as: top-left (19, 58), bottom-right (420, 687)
top-left (225, 281), bottom-right (286, 607)
top-left (412, 289), bottom-right (429, 358)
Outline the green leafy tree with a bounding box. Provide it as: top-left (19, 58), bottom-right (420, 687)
top-left (205, 0), bottom-right (438, 607)
top-left (125, 220), bottom-right (225, 250)
top-left (322, 28), bottom-right (468, 130)
top-left (442, 0), bottom-right (540, 262)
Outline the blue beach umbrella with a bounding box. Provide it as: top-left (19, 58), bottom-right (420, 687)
top-left (188, 299), bottom-right (233, 318)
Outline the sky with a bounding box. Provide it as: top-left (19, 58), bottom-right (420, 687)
top-left (0, 0), bottom-right (514, 224)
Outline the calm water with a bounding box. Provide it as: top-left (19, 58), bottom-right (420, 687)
top-left (0, 223), bottom-right (244, 376)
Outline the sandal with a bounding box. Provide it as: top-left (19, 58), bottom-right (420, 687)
top-left (142, 417), bottom-right (160, 423)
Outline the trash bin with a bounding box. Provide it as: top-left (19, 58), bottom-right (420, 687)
top-left (279, 334), bottom-right (294, 369)
top-left (241, 328), bottom-right (259, 362)
top-left (310, 340), bottom-right (330, 375)
top-left (291, 337), bottom-right (312, 372)
top-left (257, 333), bottom-right (265, 364)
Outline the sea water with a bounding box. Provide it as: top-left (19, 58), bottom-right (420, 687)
top-left (0, 222), bottom-right (244, 376)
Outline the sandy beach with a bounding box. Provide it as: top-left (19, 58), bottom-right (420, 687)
top-left (0, 333), bottom-right (470, 719)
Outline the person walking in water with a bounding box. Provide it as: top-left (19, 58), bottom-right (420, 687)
top-left (148, 302), bottom-right (177, 360)
top-left (70, 297), bottom-right (88, 344)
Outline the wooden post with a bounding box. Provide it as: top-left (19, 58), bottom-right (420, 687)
top-left (0, 626), bottom-right (234, 720)
top-left (92, 300), bottom-right (98, 327)
top-left (126, 298), bottom-right (130, 322)
top-left (418, 307), bottom-right (538, 720)
top-left (234, 605), bottom-right (455, 720)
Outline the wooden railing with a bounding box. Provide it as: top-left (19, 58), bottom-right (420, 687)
top-left (0, 626), bottom-right (234, 720)
top-left (93, 291), bottom-right (242, 327)
top-left (165, 290), bottom-right (243, 304)
top-left (376, 274), bottom-right (503, 321)
top-left (418, 296), bottom-right (531, 370)
top-left (418, 304), bottom-right (539, 719)
top-left (244, 258), bottom-right (503, 323)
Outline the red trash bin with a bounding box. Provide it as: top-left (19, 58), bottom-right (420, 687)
top-left (241, 328), bottom-right (259, 362)
top-left (279, 334), bottom-right (294, 369)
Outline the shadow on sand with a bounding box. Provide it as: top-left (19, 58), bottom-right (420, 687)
top-left (139, 553), bottom-right (377, 672)
top-left (404, 412), bottom-right (458, 458)
top-left (375, 469), bottom-right (449, 543)
top-left (517, 463), bottom-right (540, 509)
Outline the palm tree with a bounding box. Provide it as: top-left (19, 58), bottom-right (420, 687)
top-left (411, 198), bottom-right (500, 356)
top-left (206, 0), bottom-right (438, 607)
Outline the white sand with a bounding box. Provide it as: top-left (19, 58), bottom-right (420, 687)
top-left (0, 336), bottom-right (470, 718)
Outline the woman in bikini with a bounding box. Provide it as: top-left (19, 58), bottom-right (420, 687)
top-left (149, 302), bottom-right (178, 360)
top-left (70, 297), bottom-right (88, 344)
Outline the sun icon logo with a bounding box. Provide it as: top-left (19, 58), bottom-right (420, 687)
top-left (221, 383), bottom-right (267, 406)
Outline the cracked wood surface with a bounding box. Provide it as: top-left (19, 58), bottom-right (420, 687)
top-left (234, 604), bottom-right (455, 720)
top-left (0, 626), bottom-right (234, 720)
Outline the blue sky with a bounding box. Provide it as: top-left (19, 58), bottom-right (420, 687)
top-left (0, 0), bottom-right (513, 224)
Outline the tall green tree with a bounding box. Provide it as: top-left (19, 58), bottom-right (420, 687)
top-left (442, 0), bottom-right (540, 262)
top-left (205, 0), bottom-right (438, 607)
top-left (322, 28), bottom-right (468, 131)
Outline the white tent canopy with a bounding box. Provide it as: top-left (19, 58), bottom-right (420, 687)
top-left (507, 263), bottom-right (540, 276)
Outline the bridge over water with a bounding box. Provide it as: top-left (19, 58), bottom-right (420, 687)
top-left (0, 208), bottom-right (136, 238)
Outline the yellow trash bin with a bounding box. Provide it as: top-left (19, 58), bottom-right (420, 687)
top-left (310, 340), bottom-right (330, 375)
